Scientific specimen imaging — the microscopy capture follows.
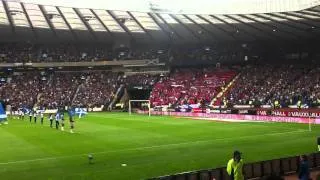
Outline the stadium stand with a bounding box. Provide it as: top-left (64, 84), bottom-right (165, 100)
top-left (39, 72), bottom-right (82, 109)
top-left (150, 68), bottom-right (237, 107)
top-left (124, 73), bottom-right (158, 88)
top-left (0, 0), bottom-right (319, 179)
top-left (224, 65), bottom-right (320, 107)
top-left (0, 43), bottom-right (168, 62)
top-left (1, 63), bottom-right (319, 110)
top-left (0, 71), bottom-right (121, 109)
top-left (72, 72), bottom-right (120, 108)
top-left (0, 72), bottom-right (44, 110)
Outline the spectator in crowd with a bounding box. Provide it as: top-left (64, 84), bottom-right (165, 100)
top-left (298, 155), bottom-right (309, 180)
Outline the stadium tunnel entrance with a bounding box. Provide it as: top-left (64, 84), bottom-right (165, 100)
top-left (114, 86), bottom-right (152, 111)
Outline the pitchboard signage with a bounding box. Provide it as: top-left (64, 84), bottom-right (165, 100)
top-left (257, 109), bottom-right (320, 118)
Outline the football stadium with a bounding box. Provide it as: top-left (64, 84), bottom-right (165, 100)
top-left (0, 0), bottom-right (319, 179)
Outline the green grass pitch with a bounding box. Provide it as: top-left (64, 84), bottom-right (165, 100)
top-left (0, 112), bottom-right (319, 180)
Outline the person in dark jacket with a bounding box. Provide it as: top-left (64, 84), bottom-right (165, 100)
top-left (298, 155), bottom-right (309, 180)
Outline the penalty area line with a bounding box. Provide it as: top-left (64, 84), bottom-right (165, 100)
top-left (0, 129), bottom-right (307, 165)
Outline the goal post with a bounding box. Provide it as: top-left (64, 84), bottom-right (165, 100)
top-left (128, 100), bottom-right (151, 117)
top-left (308, 116), bottom-right (316, 132)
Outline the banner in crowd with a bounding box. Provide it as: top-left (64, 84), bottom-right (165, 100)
top-left (88, 107), bottom-right (103, 112)
top-left (75, 108), bottom-right (88, 116)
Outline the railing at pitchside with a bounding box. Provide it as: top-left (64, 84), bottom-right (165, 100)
top-left (148, 152), bottom-right (320, 180)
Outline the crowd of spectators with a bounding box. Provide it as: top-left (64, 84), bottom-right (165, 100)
top-left (0, 71), bottom-right (121, 109)
top-left (0, 43), bottom-right (168, 63)
top-left (170, 44), bottom-right (245, 65)
top-left (225, 65), bottom-right (320, 107)
top-left (0, 43), bottom-right (243, 63)
top-left (150, 68), bottom-right (236, 107)
top-left (1, 63), bottom-right (320, 110)
top-left (0, 72), bottom-right (44, 109)
top-left (0, 43), bottom-right (34, 63)
top-left (39, 72), bottom-right (82, 109)
top-left (123, 73), bottom-right (158, 88)
top-left (73, 72), bottom-right (120, 108)
top-left (36, 44), bottom-right (114, 62)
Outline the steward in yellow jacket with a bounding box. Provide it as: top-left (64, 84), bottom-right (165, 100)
top-left (227, 150), bottom-right (244, 180)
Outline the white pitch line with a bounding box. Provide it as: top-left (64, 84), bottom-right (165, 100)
top-left (0, 129), bottom-right (308, 165)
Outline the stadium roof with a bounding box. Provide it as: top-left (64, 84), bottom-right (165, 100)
top-left (0, 0), bottom-right (320, 43)
top-left (21, 0), bottom-right (320, 14)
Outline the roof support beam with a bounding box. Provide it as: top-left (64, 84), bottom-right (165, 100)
top-left (127, 11), bottom-right (153, 40)
top-left (197, 15), bottom-right (236, 41)
top-left (276, 12), bottom-right (320, 36)
top-left (90, 9), bottom-right (113, 37)
top-left (267, 13), bottom-right (319, 32)
top-left (236, 14), bottom-right (290, 42)
top-left (225, 15), bottom-right (279, 41)
top-left (283, 12), bottom-right (319, 27)
top-left (155, 13), bottom-right (184, 40)
top-left (306, 9), bottom-right (320, 15)
top-left (300, 10), bottom-right (320, 17)
top-left (56, 7), bottom-right (78, 41)
top-left (239, 14), bottom-right (296, 43)
top-left (210, 15), bottom-right (257, 41)
top-left (290, 11), bottom-right (320, 23)
top-left (2, 0), bottom-right (15, 34)
top-left (74, 8), bottom-right (97, 40)
top-left (183, 14), bottom-right (219, 41)
top-left (147, 13), bottom-right (173, 41)
top-left (169, 14), bottom-right (201, 41)
top-left (20, 2), bottom-right (37, 40)
top-left (293, 10), bottom-right (320, 25)
top-left (252, 14), bottom-right (303, 39)
top-left (107, 10), bottom-right (134, 39)
top-left (39, 5), bottom-right (57, 38)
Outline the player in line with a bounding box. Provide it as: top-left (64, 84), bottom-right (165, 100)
top-left (29, 111), bottom-right (32, 123)
top-left (40, 112), bottom-right (44, 125)
top-left (18, 109), bottom-right (24, 120)
top-left (55, 113), bottom-right (60, 130)
top-left (56, 111), bottom-right (75, 133)
top-left (69, 113), bottom-right (75, 133)
top-left (60, 112), bottom-right (65, 131)
top-left (27, 110), bottom-right (76, 133)
top-left (49, 114), bottom-right (53, 128)
top-left (34, 111), bottom-right (37, 123)
top-left (68, 108), bottom-right (75, 133)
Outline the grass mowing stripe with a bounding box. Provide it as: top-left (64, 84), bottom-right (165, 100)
top-left (0, 129), bottom-right (307, 165)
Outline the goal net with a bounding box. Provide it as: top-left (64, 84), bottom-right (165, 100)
top-left (128, 100), bottom-right (151, 116)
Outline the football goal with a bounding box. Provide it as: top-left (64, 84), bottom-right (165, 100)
top-left (128, 100), bottom-right (151, 117)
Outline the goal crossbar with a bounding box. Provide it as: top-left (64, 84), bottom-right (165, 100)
top-left (128, 100), bottom-right (151, 116)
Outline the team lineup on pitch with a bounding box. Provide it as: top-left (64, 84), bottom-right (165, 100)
top-left (0, 112), bottom-right (318, 180)
top-left (7, 109), bottom-right (81, 133)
